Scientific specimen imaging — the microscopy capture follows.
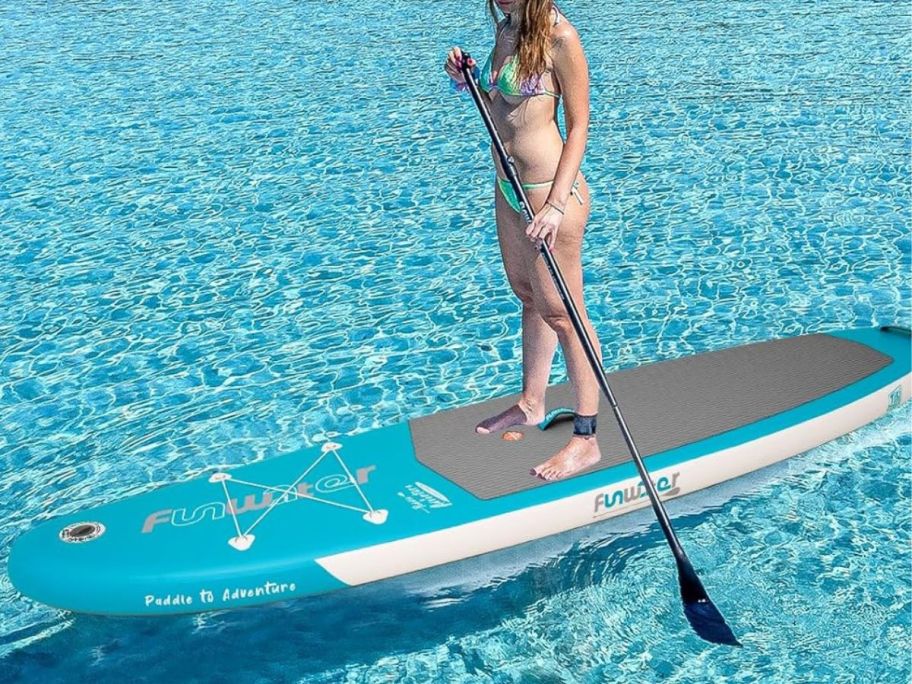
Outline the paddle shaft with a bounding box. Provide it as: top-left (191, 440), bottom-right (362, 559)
top-left (458, 56), bottom-right (687, 562)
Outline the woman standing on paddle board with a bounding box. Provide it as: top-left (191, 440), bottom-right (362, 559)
top-left (445, 0), bottom-right (602, 481)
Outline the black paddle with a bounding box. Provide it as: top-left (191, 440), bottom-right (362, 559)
top-left (457, 53), bottom-right (740, 647)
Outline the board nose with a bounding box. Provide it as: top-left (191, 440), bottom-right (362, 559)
top-left (8, 509), bottom-right (132, 613)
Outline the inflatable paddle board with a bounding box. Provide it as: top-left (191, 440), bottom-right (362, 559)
top-left (8, 326), bottom-right (910, 615)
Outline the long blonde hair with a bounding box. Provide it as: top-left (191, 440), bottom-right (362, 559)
top-left (486, 0), bottom-right (557, 83)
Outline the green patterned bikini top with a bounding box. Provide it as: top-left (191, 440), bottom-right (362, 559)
top-left (479, 10), bottom-right (563, 99)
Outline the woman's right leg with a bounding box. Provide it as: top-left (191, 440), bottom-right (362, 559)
top-left (475, 180), bottom-right (558, 434)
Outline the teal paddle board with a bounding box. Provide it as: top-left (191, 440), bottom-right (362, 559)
top-left (8, 326), bottom-right (910, 615)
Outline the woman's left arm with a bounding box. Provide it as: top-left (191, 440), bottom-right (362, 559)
top-left (527, 23), bottom-right (590, 246)
top-left (547, 22), bottom-right (589, 211)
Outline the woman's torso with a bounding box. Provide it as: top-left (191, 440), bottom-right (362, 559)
top-left (483, 7), bottom-right (570, 182)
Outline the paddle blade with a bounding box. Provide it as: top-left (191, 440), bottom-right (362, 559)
top-left (678, 558), bottom-right (741, 647)
top-left (683, 596), bottom-right (741, 647)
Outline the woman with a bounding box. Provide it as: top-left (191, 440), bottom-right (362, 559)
top-left (445, 0), bottom-right (603, 481)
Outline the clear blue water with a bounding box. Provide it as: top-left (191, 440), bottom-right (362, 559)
top-left (0, 0), bottom-right (909, 681)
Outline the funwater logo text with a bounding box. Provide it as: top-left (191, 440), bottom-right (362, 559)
top-left (142, 466), bottom-right (376, 533)
top-left (593, 471), bottom-right (681, 517)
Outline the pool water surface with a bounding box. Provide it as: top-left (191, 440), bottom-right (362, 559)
top-left (0, 0), bottom-right (909, 681)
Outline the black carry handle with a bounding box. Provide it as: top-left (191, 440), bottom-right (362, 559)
top-left (457, 51), bottom-right (740, 647)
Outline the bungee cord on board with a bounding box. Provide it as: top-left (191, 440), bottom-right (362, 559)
top-left (209, 441), bottom-right (388, 552)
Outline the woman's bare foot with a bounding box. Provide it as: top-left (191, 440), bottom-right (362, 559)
top-left (475, 400), bottom-right (544, 435)
top-left (531, 436), bottom-right (601, 481)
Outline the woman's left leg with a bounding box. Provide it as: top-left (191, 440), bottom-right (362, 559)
top-left (525, 176), bottom-right (604, 480)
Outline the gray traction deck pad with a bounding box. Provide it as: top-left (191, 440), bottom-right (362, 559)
top-left (410, 333), bottom-right (891, 499)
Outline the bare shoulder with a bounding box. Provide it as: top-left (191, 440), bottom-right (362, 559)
top-left (551, 17), bottom-right (581, 52)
